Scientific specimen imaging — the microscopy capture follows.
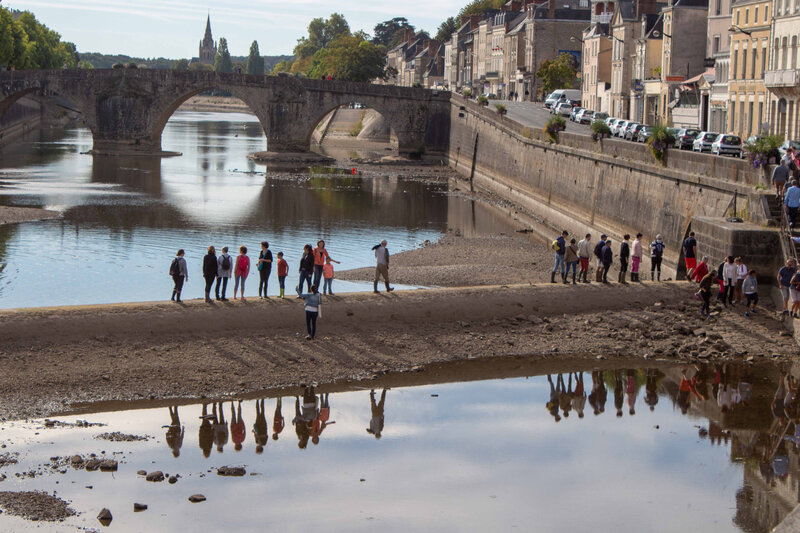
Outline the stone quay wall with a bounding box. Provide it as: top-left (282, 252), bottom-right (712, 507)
top-left (448, 98), bottom-right (777, 279)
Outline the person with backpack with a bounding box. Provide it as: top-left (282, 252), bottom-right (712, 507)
top-left (551, 230), bottom-right (568, 283)
top-left (169, 249), bottom-right (188, 303)
top-left (631, 233), bottom-right (643, 282)
top-left (649, 235), bottom-right (665, 281)
top-left (619, 234), bottom-right (630, 284)
top-left (233, 246), bottom-right (250, 301)
top-left (577, 233), bottom-right (592, 283)
top-left (593, 234), bottom-right (607, 282)
top-left (202, 246), bottom-right (218, 303)
top-left (601, 238), bottom-right (613, 283)
top-left (257, 241), bottom-right (273, 299)
top-left (216, 246), bottom-right (233, 301)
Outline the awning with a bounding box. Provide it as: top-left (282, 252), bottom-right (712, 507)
top-left (680, 68), bottom-right (715, 88)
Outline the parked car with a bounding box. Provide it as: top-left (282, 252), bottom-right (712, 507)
top-left (577, 109), bottom-right (595, 124)
top-left (605, 117), bottom-right (619, 129)
top-left (555, 102), bottom-right (573, 116)
top-left (570, 107), bottom-right (584, 122)
top-left (544, 89), bottom-right (582, 109)
top-left (711, 134), bottom-right (743, 157)
top-left (637, 126), bottom-right (652, 143)
top-left (612, 120), bottom-right (629, 137)
top-left (593, 112), bottom-right (609, 122)
top-left (625, 123), bottom-right (643, 140)
top-left (692, 131), bottom-right (720, 152)
top-left (674, 128), bottom-right (700, 149)
top-left (779, 140), bottom-right (800, 158)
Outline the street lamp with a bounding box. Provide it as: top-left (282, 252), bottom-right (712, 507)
top-left (570, 36), bottom-right (585, 44)
top-left (728, 25), bottom-right (752, 36)
top-left (651, 30), bottom-right (672, 38)
top-left (606, 35), bottom-right (625, 43)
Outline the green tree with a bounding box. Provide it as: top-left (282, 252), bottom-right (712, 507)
top-left (459, 0), bottom-right (505, 18)
top-left (372, 17), bottom-right (412, 46)
top-left (172, 58), bottom-right (189, 70)
top-left (293, 13), bottom-right (350, 59)
top-left (245, 40), bottom-right (265, 75)
top-left (435, 17), bottom-right (458, 42)
top-left (535, 52), bottom-right (578, 95)
top-left (78, 60), bottom-right (94, 69)
top-left (307, 35), bottom-right (387, 82)
top-left (0, 9), bottom-right (15, 66)
top-left (271, 59), bottom-right (293, 73)
top-left (189, 62), bottom-right (213, 72)
top-left (214, 37), bottom-right (233, 73)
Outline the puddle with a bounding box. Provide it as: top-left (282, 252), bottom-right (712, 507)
top-left (0, 359), bottom-right (796, 532)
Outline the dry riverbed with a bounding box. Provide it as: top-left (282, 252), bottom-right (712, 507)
top-left (0, 206), bottom-right (59, 225)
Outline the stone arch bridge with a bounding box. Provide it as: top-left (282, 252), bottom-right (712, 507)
top-left (0, 69), bottom-right (451, 157)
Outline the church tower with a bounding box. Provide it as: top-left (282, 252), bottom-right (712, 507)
top-left (198, 15), bottom-right (217, 65)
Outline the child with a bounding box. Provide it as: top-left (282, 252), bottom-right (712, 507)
top-left (234, 245), bottom-right (250, 301)
top-left (743, 269), bottom-right (758, 317)
top-left (276, 252), bottom-right (288, 299)
top-left (322, 256), bottom-right (335, 295)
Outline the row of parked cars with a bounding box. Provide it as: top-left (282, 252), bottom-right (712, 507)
top-left (602, 120), bottom-right (746, 157)
top-left (603, 117), bottom-right (655, 143)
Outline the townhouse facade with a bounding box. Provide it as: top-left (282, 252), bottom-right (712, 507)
top-left (765, 0), bottom-right (800, 140)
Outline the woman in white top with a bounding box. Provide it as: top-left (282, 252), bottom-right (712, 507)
top-left (722, 255), bottom-right (738, 307)
top-left (631, 233), bottom-right (643, 282)
top-left (734, 257), bottom-right (747, 304)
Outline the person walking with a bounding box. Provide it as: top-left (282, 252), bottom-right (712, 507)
top-left (577, 233), bottom-right (592, 283)
top-left (257, 241), bottom-right (273, 299)
top-left (296, 244), bottom-right (314, 297)
top-left (691, 256), bottom-right (709, 282)
top-left (601, 238), bottom-right (613, 283)
top-left (322, 256), bottom-right (336, 294)
top-left (276, 252), bottom-right (288, 299)
top-left (301, 284), bottom-right (322, 340)
top-left (683, 231), bottom-right (697, 281)
top-left (216, 246), bottom-right (232, 301)
top-left (785, 180), bottom-right (800, 227)
top-left (373, 239), bottom-right (393, 293)
top-left (698, 270), bottom-right (717, 317)
top-left (773, 161), bottom-right (790, 198)
top-left (619, 234), bottom-right (630, 284)
top-left (722, 255), bottom-right (737, 307)
top-left (734, 257), bottom-right (748, 304)
top-left (593, 234), bottom-right (607, 282)
top-left (564, 238), bottom-right (579, 284)
top-left (791, 269), bottom-right (800, 318)
top-left (631, 233), bottom-right (643, 282)
top-left (650, 235), bottom-right (665, 281)
top-left (778, 259), bottom-right (796, 316)
top-left (551, 230), bottom-right (568, 283)
top-left (202, 246), bottom-right (217, 303)
top-left (169, 249), bottom-right (188, 302)
top-left (312, 240), bottom-right (339, 289)
top-left (742, 269), bottom-right (758, 317)
top-left (233, 246), bottom-right (250, 301)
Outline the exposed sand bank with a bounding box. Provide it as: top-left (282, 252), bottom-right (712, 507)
top-left (0, 206), bottom-right (59, 226)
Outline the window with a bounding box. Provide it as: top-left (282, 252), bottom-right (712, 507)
top-left (748, 102), bottom-right (753, 134)
top-left (793, 36), bottom-right (798, 69)
top-left (754, 7), bottom-right (758, 21)
top-left (736, 10), bottom-right (740, 25)
top-left (715, 0), bottom-right (721, 15)
top-left (732, 49), bottom-right (738, 79)
top-left (758, 102), bottom-right (763, 132)
top-left (764, 5), bottom-right (769, 21)
top-left (730, 100), bottom-right (736, 130)
top-left (745, 9), bottom-right (749, 24)
top-left (751, 48), bottom-right (756, 78)
top-left (742, 47), bottom-right (748, 79)
top-left (761, 44), bottom-right (767, 78)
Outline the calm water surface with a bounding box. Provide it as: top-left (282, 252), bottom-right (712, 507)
top-left (0, 111), bottom-right (504, 308)
top-left (0, 361), bottom-right (796, 532)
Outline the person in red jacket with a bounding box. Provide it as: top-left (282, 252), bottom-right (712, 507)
top-left (276, 252), bottom-right (288, 299)
top-left (691, 256), bottom-right (709, 283)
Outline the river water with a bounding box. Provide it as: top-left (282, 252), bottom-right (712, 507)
top-left (0, 111), bottom-right (508, 309)
top-left (0, 359), bottom-right (795, 532)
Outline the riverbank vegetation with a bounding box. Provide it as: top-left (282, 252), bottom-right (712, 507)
top-left (0, 7), bottom-right (78, 69)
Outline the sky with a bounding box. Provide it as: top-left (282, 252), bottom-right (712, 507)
top-left (5, 0), bottom-right (463, 58)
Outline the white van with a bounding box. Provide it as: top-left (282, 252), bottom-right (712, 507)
top-left (545, 89), bottom-right (581, 108)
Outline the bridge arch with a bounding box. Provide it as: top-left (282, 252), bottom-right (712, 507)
top-left (307, 101), bottom-right (398, 149)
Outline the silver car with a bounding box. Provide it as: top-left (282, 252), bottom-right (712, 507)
top-left (692, 131), bottom-right (719, 152)
top-left (612, 120), bottom-right (629, 137)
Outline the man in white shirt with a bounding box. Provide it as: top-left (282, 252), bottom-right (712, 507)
top-left (374, 240), bottom-right (394, 293)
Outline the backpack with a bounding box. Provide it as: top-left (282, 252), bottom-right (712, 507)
top-left (221, 255), bottom-right (231, 270)
top-left (552, 239), bottom-right (561, 252)
top-left (169, 257), bottom-right (179, 276)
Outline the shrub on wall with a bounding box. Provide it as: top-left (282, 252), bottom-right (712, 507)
top-left (494, 103), bottom-right (507, 115)
top-left (590, 120), bottom-right (611, 142)
top-left (462, 88), bottom-right (472, 98)
top-left (543, 116), bottom-right (566, 143)
top-left (477, 94), bottom-right (489, 106)
top-left (743, 135), bottom-right (782, 169)
top-left (646, 124), bottom-right (675, 165)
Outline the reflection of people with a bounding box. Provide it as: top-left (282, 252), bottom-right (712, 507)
top-left (625, 369), bottom-right (637, 416)
top-left (230, 400), bottom-right (246, 452)
top-left (198, 403), bottom-right (214, 458)
top-left (613, 370), bottom-right (624, 417)
top-left (293, 386), bottom-right (318, 449)
top-left (572, 372), bottom-right (586, 418)
top-left (253, 399), bottom-right (268, 453)
top-left (212, 402), bottom-right (228, 453)
top-left (677, 368), bottom-right (700, 415)
top-left (166, 406), bottom-right (185, 458)
top-left (311, 393), bottom-right (333, 445)
top-left (645, 369), bottom-right (659, 411)
top-left (273, 398), bottom-right (285, 440)
top-left (367, 389), bottom-right (387, 438)
top-left (558, 374), bottom-right (573, 418)
top-left (546, 374), bottom-right (561, 422)
top-left (588, 370), bottom-right (607, 415)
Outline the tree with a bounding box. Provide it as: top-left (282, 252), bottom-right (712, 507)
top-left (214, 37), bottom-right (233, 73)
top-left (245, 40), bottom-right (265, 75)
top-left (372, 17), bottom-right (412, 46)
top-left (459, 0), bottom-right (505, 18)
top-left (189, 62), bottom-right (213, 72)
top-left (307, 35), bottom-right (387, 82)
top-left (435, 17), bottom-right (458, 42)
top-left (535, 52), bottom-right (578, 95)
top-left (271, 59), bottom-right (293, 73)
top-left (172, 58), bottom-right (189, 70)
top-left (78, 60), bottom-right (94, 69)
top-left (293, 13), bottom-right (350, 59)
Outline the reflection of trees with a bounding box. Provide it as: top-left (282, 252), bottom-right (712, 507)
top-left (0, 224), bottom-right (19, 297)
top-left (61, 203), bottom-right (184, 230)
top-left (90, 156), bottom-right (163, 196)
top-left (0, 127), bottom-right (83, 168)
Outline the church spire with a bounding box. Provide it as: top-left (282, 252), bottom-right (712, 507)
top-left (204, 14), bottom-right (212, 41)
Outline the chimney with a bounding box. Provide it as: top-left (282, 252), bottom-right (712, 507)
top-left (429, 39), bottom-right (439, 55)
top-left (637, 0), bottom-right (658, 17)
top-left (509, 0), bottom-right (523, 11)
top-left (548, 0), bottom-right (555, 19)
top-left (403, 28), bottom-right (415, 43)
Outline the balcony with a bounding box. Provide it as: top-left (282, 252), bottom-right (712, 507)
top-left (593, 12), bottom-right (613, 24)
top-left (765, 69), bottom-right (799, 88)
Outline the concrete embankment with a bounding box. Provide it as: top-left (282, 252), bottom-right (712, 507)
top-left (447, 98), bottom-right (780, 281)
top-left (0, 96), bottom-right (42, 148)
top-left (312, 107), bottom-right (393, 145)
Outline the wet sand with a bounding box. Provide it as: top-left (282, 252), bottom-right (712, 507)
top-left (0, 206), bottom-right (59, 226)
top-left (0, 282), bottom-right (795, 419)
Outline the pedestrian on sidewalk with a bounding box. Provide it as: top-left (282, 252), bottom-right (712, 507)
top-left (698, 270), bottom-right (717, 317)
top-left (593, 234), bottom-right (607, 282)
top-left (216, 246), bottom-right (232, 301)
top-left (257, 241), bottom-right (273, 299)
top-left (743, 269), bottom-right (758, 317)
top-left (778, 259), bottom-right (796, 316)
top-left (202, 246), bottom-right (217, 303)
top-left (601, 238), bottom-right (613, 283)
top-left (650, 235), bottom-right (665, 281)
top-left (722, 255), bottom-right (737, 307)
top-left (296, 244), bottom-right (314, 297)
top-left (300, 284), bottom-right (322, 340)
top-left (619, 234), bottom-right (630, 284)
top-left (373, 240), bottom-right (394, 293)
top-left (577, 233), bottom-right (592, 283)
top-left (169, 249), bottom-right (188, 303)
top-left (683, 231), bottom-right (697, 280)
top-left (734, 257), bottom-right (748, 303)
top-left (551, 230), bottom-right (568, 283)
top-left (564, 238), bottom-right (579, 284)
top-left (276, 252), bottom-right (288, 299)
top-left (233, 246), bottom-right (250, 301)
top-left (785, 180), bottom-right (800, 227)
top-left (631, 233), bottom-right (643, 282)
top-left (691, 256), bottom-right (709, 283)
top-left (773, 161), bottom-right (790, 198)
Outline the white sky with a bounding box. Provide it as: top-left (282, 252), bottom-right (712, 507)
top-left (4, 0), bottom-right (462, 58)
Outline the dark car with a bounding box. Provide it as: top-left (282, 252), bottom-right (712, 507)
top-left (674, 128), bottom-right (700, 149)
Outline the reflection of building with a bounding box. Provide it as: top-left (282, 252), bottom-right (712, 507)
top-left (765, 0), bottom-right (800, 140)
top-left (198, 15), bottom-right (217, 66)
